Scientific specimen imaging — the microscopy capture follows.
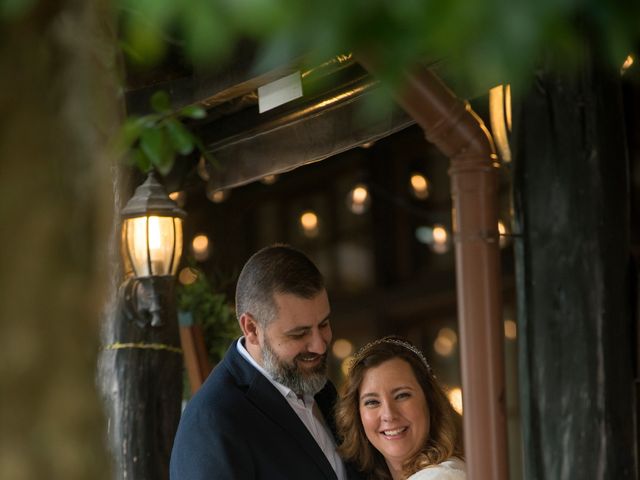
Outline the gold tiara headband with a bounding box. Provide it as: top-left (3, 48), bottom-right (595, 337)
top-left (351, 337), bottom-right (432, 375)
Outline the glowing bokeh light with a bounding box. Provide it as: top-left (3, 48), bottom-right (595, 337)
top-left (448, 387), bottom-right (463, 415)
top-left (410, 173), bottom-right (429, 199)
top-left (332, 339), bottom-right (354, 359)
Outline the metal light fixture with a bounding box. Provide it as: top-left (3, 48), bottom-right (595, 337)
top-left (489, 84), bottom-right (512, 163)
top-left (120, 172), bottom-right (186, 327)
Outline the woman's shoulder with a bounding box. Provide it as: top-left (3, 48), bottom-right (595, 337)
top-left (407, 457), bottom-right (466, 480)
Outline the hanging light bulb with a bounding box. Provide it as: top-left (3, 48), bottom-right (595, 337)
top-left (191, 234), bottom-right (210, 262)
top-left (208, 189), bottom-right (230, 203)
top-left (410, 173), bottom-right (429, 200)
top-left (260, 174), bottom-right (279, 185)
top-left (197, 156), bottom-right (210, 181)
top-left (434, 327), bottom-right (458, 357)
top-left (300, 210), bottom-right (319, 238)
top-left (347, 183), bottom-right (371, 215)
top-left (415, 224), bottom-right (450, 254)
top-left (621, 55), bottom-right (634, 74)
top-left (431, 224), bottom-right (449, 254)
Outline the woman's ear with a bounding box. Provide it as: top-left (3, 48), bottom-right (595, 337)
top-left (239, 313), bottom-right (260, 345)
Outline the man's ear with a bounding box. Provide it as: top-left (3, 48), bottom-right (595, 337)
top-left (239, 313), bottom-right (260, 346)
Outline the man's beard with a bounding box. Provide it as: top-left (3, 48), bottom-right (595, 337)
top-left (262, 336), bottom-right (328, 396)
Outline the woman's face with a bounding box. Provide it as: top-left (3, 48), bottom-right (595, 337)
top-left (358, 358), bottom-right (430, 472)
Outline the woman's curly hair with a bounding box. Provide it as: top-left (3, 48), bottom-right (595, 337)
top-left (335, 336), bottom-right (463, 480)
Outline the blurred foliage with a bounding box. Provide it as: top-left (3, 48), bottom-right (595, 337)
top-left (177, 267), bottom-right (239, 365)
top-left (117, 0), bottom-right (640, 93)
top-left (118, 90), bottom-right (209, 175)
top-left (0, 0), bottom-right (37, 20)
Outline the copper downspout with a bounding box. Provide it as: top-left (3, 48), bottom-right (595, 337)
top-left (358, 61), bottom-right (508, 480)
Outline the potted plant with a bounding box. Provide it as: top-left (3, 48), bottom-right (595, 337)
top-left (177, 267), bottom-right (239, 393)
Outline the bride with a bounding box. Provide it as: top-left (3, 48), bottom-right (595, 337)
top-left (336, 336), bottom-right (466, 480)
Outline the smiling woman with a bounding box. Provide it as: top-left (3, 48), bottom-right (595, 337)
top-left (336, 337), bottom-right (465, 480)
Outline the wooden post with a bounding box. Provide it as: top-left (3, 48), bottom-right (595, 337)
top-left (512, 48), bottom-right (637, 478)
top-left (99, 278), bottom-right (183, 480)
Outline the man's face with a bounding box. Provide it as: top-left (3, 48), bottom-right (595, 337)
top-left (259, 289), bottom-right (332, 395)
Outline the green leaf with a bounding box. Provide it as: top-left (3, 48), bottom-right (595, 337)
top-left (139, 127), bottom-right (163, 163)
top-left (156, 137), bottom-right (176, 176)
top-left (179, 104), bottom-right (207, 119)
top-left (140, 126), bottom-right (175, 175)
top-left (0, 0), bottom-right (37, 20)
top-left (150, 90), bottom-right (172, 113)
top-left (117, 116), bottom-right (146, 152)
top-left (122, 17), bottom-right (166, 67)
top-left (181, 4), bottom-right (232, 66)
top-left (165, 118), bottom-right (195, 155)
top-left (126, 148), bottom-right (152, 173)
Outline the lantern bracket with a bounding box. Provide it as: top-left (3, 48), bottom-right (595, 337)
top-left (120, 276), bottom-right (171, 328)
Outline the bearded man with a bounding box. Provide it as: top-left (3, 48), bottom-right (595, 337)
top-left (170, 245), bottom-right (362, 480)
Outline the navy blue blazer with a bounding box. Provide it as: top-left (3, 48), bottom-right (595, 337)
top-left (170, 341), bottom-right (363, 480)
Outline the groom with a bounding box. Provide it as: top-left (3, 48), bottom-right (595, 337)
top-left (170, 244), bottom-right (360, 479)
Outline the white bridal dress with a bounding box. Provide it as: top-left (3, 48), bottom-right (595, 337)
top-left (406, 457), bottom-right (466, 480)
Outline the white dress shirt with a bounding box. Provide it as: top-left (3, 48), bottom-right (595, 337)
top-left (237, 338), bottom-right (347, 480)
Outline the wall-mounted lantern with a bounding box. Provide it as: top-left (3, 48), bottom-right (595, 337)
top-left (120, 172), bottom-right (186, 327)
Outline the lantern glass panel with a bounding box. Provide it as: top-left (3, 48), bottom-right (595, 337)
top-left (123, 215), bottom-right (183, 276)
top-left (172, 217), bottom-right (183, 275)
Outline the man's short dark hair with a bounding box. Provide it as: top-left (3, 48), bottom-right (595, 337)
top-left (235, 244), bottom-right (325, 327)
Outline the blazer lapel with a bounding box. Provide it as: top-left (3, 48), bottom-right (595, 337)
top-left (224, 344), bottom-right (338, 480)
top-left (315, 382), bottom-right (339, 440)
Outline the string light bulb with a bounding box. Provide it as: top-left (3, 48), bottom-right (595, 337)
top-left (261, 174), bottom-right (278, 185)
top-left (415, 224), bottom-right (451, 254)
top-left (169, 191), bottom-right (186, 208)
top-left (347, 183), bottom-right (371, 214)
top-left (410, 173), bottom-right (429, 200)
top-left (621, 55), bottom-right (634, 74)
top-left (197, 156), bottom-right (210, 181)
top-left (434, 327), bottom-right (458, 357)
top-left (431, 224), bottom-right (449, 254)
top-left (208, 189), bottom-right (230, 203)
top-left (192, 234), bottom-right (210, 261)
top-left (300, 210), bottom-right (319, 238)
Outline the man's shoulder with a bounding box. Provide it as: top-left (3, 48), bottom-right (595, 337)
top-left (179, 347), bottom-right (246, 413)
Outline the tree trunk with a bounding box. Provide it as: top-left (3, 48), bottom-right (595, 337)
top-left (513, 42), bottom-right (637, 478)
top-left (0, 1), bottom-right (119, 478)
